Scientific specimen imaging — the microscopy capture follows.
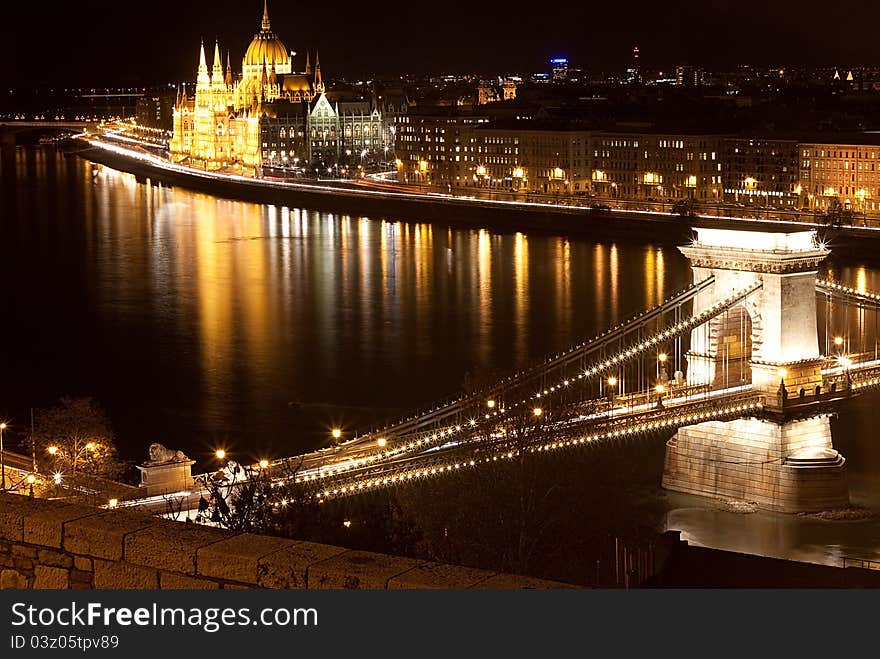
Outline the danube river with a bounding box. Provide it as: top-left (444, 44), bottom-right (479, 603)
top-left (5, 144), bottom-right (880, 566)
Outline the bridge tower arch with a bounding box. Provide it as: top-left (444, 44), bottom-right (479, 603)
top-left (664, 228), bottom-right (849, 513)
top-left (682, 228), bottom-right (827, 396)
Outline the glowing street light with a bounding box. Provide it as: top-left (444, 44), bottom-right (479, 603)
top-left (108, 498), bottom-right (119, 509)
top-left (658, 353), bottom-right (668, 363)
top-left (532, 407), bottom-right (543, 417)
top-left (331, 428), bottom-right (342, 441)
top-left (486, 399), bottom-right (496, 409)
top-left (215, 449), bottom-right (226, 460)
top-left (377, 437), bottom-right (388, 448)
top-left (834, 336), bottom-right (844, 348)
top-left (258, 459), bottom-right (270, 469)
top-left (606, 376), bottom-right (618, 419)
top-left (655, 384), bottom-right (665, 394)
top-left (47, 445), bottom-right (58, 456)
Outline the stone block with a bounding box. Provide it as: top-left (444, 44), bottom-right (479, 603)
top-left (197, 533), bottom-right (294, 584)
top-left (14, 558), bottom-right (34, 572)
top-left (23, 502), bottom-right (100, 549)
top-left (473, 573), bottom-right (578, 589)
top-left (388, 562), bottom-right (496, 589)
top-left (33, 565), bottom-right (69, 590)
top-left (64, 510), bottom-right (159, 560)
top-left (38, 549), bottom-right (74, 569)
top-left (74, 556), bottom-right (93, 572)
top-left (308, 550), bottom-right (424, 590)
top-left (69, 569), bottom-right (93, 584)
top-left (124, 520), bottom-right (231, 575)
top-left (258, 541), bottom-right (348, 589)
top-left (0, 569), bottom-right (27, 589)
top-left (0, 495), bottom-right (56, 542)
top-left (12, 545), bottom-right (37, 559)
top-left (93, 560), bottom-right (158, 589)
top-left (160, 572), bottom-right (220, 589)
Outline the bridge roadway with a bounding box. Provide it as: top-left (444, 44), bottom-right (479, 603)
top-left (122, 381), bottom-right (765, 514)
top-left (120, 345), bottom-right (880, 513)
top-left (121, 280), bottom-right (767, 513)
top-left (233, 351), bottom-right (880, 502)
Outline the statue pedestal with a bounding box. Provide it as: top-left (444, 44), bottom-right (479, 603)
top-left (137, 460), bottom-right (195, 496)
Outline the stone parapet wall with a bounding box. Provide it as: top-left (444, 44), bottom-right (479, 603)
top-left (663, 416), bottom-right (849, 512)
top-left (0, 494), bottom-right (573, 590)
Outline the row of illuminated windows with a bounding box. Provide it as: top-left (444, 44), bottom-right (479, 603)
top-left (803, 160), bottom-right (879, 171)
top-left (803, 149), bottom-right (880, 158)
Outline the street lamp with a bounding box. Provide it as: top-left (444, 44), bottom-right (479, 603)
top-left (654, 383), bottom-right (666, 409)
top-left (607, 376), bottom-right (618, 418)
top-left (532, 407), bottom-right (543, 417)
top-left (215, 449), bottom-right (226, 460)
top-left (258, 459), bottom-right (270, 469)
top-left (377, 437), bottom-right (388, 448)
top-left (486, 399), bottom-right (496, 409)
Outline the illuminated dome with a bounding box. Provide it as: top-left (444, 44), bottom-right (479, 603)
top-left (245, 34), bottom-right (290, 69)
top-left (243, 1), bottom-right (291, 74)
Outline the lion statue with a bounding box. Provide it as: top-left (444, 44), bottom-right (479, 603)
top-left (147, 443), bottom-right (188, 464)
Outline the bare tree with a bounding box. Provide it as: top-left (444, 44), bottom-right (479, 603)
top-left (34, 397), bottom-right (124, 481)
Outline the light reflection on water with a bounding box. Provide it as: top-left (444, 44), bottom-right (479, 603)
top-left (0, 147), bottom-right (687, 463)
top-left (8, 146), bottom-right (880, 565)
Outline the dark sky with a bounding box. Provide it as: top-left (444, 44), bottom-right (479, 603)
top-left (3, 0), bottom-right (880, 88)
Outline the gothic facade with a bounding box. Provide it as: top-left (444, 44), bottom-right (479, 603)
top-left (169, 1), bottom-right (399, 173)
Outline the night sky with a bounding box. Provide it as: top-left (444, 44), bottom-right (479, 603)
top-left (2, 0), bottom-right (879, 87)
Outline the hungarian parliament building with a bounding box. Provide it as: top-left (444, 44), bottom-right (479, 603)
top-left (169, 1), bottom-right (401, 172)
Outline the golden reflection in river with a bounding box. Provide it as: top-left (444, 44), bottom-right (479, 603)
top-left (857, 266), bottom-right (867, 293)
top-left (413, 222), bottom-right (432, 352)
top-left (191, 194), bottom-right (234, 426)
top-left (641, 246), bottom-right (667, 310)
top-left (554, 239), bottom-right (572, 344)
top-left (609, 244), bottom-right (619, 321)
top-left (513, 232), bottom-right (530, 362)
top-left (593, 244), bottom-right (606, 330)
top-left (476, 229), bottom-right (493, 369)
top-left (50, 154), bottom-right (695, 448)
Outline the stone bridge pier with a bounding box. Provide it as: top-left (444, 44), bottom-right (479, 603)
top-left (663, 228), bottom-right (849, 512)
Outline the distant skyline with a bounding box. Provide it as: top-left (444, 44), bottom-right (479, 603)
top-left (4, 0), bottom-right (880, 88)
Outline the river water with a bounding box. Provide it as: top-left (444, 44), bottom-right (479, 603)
top-left (3, 144), bottom-right (880, 567)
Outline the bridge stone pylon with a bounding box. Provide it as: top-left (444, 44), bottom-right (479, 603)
top-left (681, 228), bottom-right (828, 395)
top-left (663, 228), bottom-right (849, 513)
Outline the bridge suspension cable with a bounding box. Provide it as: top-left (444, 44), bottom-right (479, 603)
top-left (282, 281), bottom-right (763, 487)
top-left (345, 276), bottom-right (717, 446)
top-left (305, 394), bottom-right (764, 500)
top-left (816, 279), bottom-right (880, 309)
